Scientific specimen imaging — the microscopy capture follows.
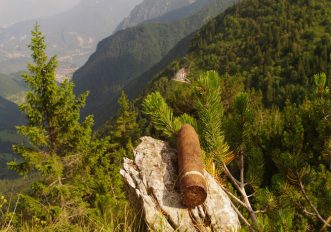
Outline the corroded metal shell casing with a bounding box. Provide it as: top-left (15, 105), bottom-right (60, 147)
top-left (177, 124), bottom-right (207, 208)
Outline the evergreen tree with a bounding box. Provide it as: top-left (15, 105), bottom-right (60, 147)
top-left (8, 24), bottom-right (95, 224)
top-left (88, 91), bottom-right (143, 230)
top-left (110, 91), bottom-right (140, 150)
top-left (222, 93), bottom-right (260, 228)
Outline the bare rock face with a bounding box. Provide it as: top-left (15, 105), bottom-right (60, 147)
top-left (120, 136), bottom-right (240, 231)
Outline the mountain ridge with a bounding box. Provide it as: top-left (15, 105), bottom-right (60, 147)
top-left (115, 0), bottom-right (203, 31)
top-left (73, 0), bottom-right (236, 126)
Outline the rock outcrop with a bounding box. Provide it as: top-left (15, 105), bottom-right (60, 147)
top-left (120, 136), bottom-right (240, 231)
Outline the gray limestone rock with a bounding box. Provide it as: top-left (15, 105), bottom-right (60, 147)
top-left (120, 136), bottom-right (240, 231)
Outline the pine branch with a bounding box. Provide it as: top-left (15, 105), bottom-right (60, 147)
top-left (222, 162), bottom-right (258, 226)
top-left (229, 201), bottom-right (254, 231)
top-left (142, 92), bottom-right (196, 138)
top-left (303, 208), bottom-right (316, 217)
top-left (221, 186), bottom-right (247, 209)
top-left (242, 187), bottom-right (258, 226)
top-left (296, 172), bottom-right (331, 228)
top-left (222, 163), bottom-right (243, 194)
top-left (240, 151), bottom-right (245, 189)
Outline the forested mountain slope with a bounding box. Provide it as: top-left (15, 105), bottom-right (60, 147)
top-left (73, 0), bottom-right (236, 125)
top-left (0, 96), bottom-right (24, 130)
top-left (0, 72), bottom-right (27, 103)
top-left (181, 0), bottom-right (331, 106)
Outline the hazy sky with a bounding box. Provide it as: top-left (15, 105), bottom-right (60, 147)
top-left (0, 0), bottom-right (82, 27)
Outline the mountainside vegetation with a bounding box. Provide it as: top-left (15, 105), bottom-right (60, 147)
top-left (0, 72), bottom-right (26, 179)
top-left (189, 0), bottom-right (331, 106)
top-left (0, 72), bottom-right (27, 103)
top-left (139, 0), bottom-right (331, 230)
top-left (143, 70), bottom-right (331, 231)
top-left (0, 72), bottom-right (26, 182)
top-left (0, 96), bottom-right (25, 180)
top-left (73, 0), bottom-right (236, 126)
top-left (144, 0), bottom-right (331, 121)
top-left (1, 0), bottom-right (331, 231)
top-left (0, 96), bottom-right (24, 130)
top-left (1, 25), bottom-right (141, 231)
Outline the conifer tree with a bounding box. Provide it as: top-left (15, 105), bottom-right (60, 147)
top-left (87, 91), bottom-right (142, 229)
top-left (110, 91), bottom-right (140, 149)
top-left (8, 24), bottom-right (95, 223)
top-left (223, 92), bottom-right (272, 229)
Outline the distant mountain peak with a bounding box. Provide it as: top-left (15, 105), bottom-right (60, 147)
top-left (116, 0), bottom-right (204, 31)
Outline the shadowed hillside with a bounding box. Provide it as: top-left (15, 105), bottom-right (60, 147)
top-left (73, 0), bottom-right (236, 126)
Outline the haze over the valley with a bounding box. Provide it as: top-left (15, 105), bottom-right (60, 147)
top-left (0, 0), bottom-right (142, 77)
top-left (0, 0), bottom-right (82, 27)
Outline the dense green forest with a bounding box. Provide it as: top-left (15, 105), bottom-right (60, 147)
top-left (1, 0), bottom-right (331, 231)
top-left (188, 0), bottom-right (331, 106)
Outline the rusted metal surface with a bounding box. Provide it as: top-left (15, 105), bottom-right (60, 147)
top-left (177, 124), bottom-right (207, 208)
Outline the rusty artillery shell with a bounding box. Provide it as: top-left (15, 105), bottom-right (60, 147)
top-left (177, 124), bottom-right (207, 208)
